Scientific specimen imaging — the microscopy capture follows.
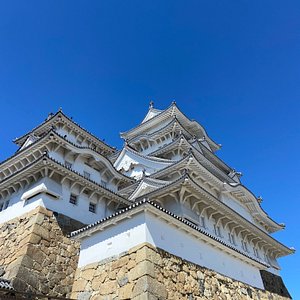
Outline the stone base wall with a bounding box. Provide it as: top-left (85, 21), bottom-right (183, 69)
top-left (0, 206), bottom-right (80, 298)
top-left (72, 243), bottom-right (292, 300)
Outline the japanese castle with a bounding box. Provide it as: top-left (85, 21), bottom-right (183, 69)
top-left (0, 102), bottom-right (294, 299)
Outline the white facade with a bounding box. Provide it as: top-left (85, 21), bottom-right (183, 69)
top-left (0, 177), bottom-right (116, 225)
top-left (77, 208), bottom-right (265, 288)
top-left (0, 104), bottom-right (293, 291)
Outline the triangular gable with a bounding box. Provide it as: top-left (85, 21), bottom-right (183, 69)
top-left (129, 178), bottom-right (169, 200)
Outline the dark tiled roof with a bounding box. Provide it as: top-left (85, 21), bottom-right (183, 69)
top-left (0, 278), bottom-right (13, 291)
top-left (0, 129), bottom-right (133, 183)
top-left (0, 153), bottom-right (131, 205)
top-left (14, 110), bottom-right (115, 152)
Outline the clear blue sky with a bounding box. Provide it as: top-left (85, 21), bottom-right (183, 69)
top-left (0, 1), bottom-right (299, 297)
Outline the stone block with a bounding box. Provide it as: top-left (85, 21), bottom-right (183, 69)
top-left (78, 291), bottom-right (92, 300)
top-left (81, 268), bottom-right (96, 281)
top-left (118, 282), bottom-right (134, 299)
top-left (99, 280), bottom-right (117, 295)
top-left (128, 260), bottom-right (155, 282)
top-left (132, 276), bottom-right (167, 299)
top-left (31, 224), bottom-right (50, 241)
top-left (132, 292), bottom-right (158, 300)
top-left (111, 256), bottom-right (129, 270)
top-left (73, 279), bottom-right (88, 292)
top-left (136, 246), bottom-right (161, 266)
top-left (117, 275), bottom-right (129, 287)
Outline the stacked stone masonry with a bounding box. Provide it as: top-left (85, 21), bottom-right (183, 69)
top-left (0, 206), bottom-right (81, 298)
top-left (72, 243), bottom-right (291, 300)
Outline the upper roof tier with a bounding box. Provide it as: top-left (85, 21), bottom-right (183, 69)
top-left (13, 109), bottom-right (115, 156)
top-left (120, 102), bottom-right (221, 152)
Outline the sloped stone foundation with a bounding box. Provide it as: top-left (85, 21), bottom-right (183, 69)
top-left (72, 243), bottom-right (292, 300)
top-left (0, 206), bottom-right (81, 298)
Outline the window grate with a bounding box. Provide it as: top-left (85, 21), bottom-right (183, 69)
top-left (69, 194), bottom-right (77, 205)
top-left (89, 202), bottom-right (96, 213)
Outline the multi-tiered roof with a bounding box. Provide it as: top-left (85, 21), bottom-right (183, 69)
top-left (1, 103), bottom-right (294, 277)
top-left (0, 110), bottom-right (133, 217)
top-left (112, 101), bottom-right (294, 271)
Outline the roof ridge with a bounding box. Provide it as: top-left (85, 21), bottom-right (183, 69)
top-left (1, 130), bottom-right (133, 183)
top-left (127, 116), bottom-right (192, 144)
top-left (13, 110), bottom-right (115, 151)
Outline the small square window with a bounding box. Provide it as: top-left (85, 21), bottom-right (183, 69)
top-left (69, 194), bottom-right (77, 205)
top-left (89, 202), bottom-right (96, 213)
top-left (84, 171), bottom-right (91, 179)
top-left (101, 180), bottom-right (107, 188)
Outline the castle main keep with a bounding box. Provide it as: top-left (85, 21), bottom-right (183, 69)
top-left (0, 102), bottom-right (294, 299)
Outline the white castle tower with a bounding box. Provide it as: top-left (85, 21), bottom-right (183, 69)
top-left (0, 103), bottom-right (294, 299)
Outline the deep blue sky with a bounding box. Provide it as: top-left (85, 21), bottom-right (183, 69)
top-left (0, 1), bottom-right (299, 297)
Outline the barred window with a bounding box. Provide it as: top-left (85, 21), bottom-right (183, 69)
top-left (69, 194), bottom-right (77, 205)
top-left (89, 202), bottom-right (96, 213)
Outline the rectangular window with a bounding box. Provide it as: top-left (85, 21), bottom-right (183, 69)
top-left (69, 194), bottom-right (77, 205)
top-left (101, 180), bottom-right (107, 188)
top-left (84, 171), bottom-right (91, 179)
top-left (89, 202), bottom-right (96, 213)
top-left (65, 161), bottom-right (72, 169)
top-left (0, 203), bottom-right (4, 212)
top-left (4, 201), bottom-right (9, 209)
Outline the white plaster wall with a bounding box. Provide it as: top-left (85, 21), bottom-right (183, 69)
top-left (77, 210), bottom-right (267, 288)
top-left (0, 177), bottom-right (111, 225)
top-left (0, 193), bottom-right (44, 224)
top-left (154, 199), bottom-right (272, 268)
top-left (78, 214), bottom-right (148, 267)
top-left (145, 213), bottom-right (264, 288)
